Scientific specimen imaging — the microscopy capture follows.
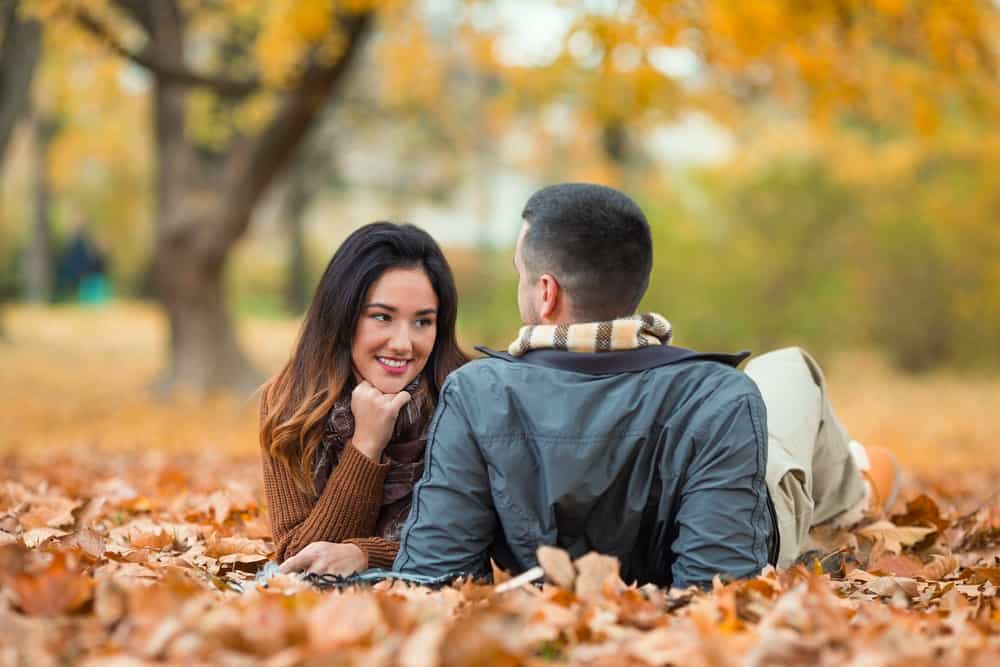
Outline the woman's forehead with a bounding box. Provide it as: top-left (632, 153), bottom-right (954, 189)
top-left (365, 267), bottom-right (438, 310)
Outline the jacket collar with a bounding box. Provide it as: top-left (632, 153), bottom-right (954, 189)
top-left (474, 344), bottom-right (750, 375)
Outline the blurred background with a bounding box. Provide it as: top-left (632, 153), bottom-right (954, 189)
top-left (1, 0), bottom-right (998, 474)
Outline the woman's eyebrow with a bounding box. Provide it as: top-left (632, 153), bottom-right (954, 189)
top-left (364, 302), bottom-right (397, 312)
top-left (364, 303), bottom-right (437, 316)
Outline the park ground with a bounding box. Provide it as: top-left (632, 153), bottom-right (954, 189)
top-left (1, 304), bottom-right (998, 665)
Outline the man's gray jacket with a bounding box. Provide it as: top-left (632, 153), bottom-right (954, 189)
top-left (392, 345), bottom-right (777, 589)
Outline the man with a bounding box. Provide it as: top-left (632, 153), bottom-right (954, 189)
top-left (393, 183), bottom-right (897, 589)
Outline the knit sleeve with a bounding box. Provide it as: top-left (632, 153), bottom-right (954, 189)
top-left (343, 537), bottom-right (400, 569)
top-left (260, 402), bottom-right (391, 562)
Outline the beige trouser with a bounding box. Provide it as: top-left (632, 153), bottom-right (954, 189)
top-left (744, 347), bottom-right (867, 568)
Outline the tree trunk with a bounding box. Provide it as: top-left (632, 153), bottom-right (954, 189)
top-left (0, 2), bottom-right (41, 163)
top-left (149, 76), bottom-right (261, 394)
top-left (1, 2), bottom-right (43, 337)
top-left (25, 111), bottom-right (54, 302)
top-left (153, 234), bottom-right (261, 394)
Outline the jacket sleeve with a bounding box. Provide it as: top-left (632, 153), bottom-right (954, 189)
top-left (392, 386), bottom-right (497, 578)
top-left (670, 390), bottom-right (774, 590)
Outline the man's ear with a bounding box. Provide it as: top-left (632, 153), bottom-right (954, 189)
top-left (537, 273), bottom-right (561, 321)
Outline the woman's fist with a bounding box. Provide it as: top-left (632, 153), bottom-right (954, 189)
top-left (350, 381), bottom-right (411, 460)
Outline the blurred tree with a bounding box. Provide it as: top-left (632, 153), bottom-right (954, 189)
top-left (25, 108), bottom-right (55, 302)
top-left (0, 1), bottom-right (42, 337)
top-left (0, 1), bottom-right (40, 164)
top-left (470, 0), bottom-right (999, 179)
top-left (27, 0), bottom-right (378, 392)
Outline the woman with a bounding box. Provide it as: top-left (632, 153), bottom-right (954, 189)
top-left (259, 222), bottom-right (466, 575)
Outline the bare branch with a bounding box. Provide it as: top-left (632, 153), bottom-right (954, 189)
top-left (109, 0), bottom-right (153, 34)
top-left (73, 8), bottom-right (260, 98)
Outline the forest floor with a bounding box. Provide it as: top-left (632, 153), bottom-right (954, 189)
top-left (1, 304), bottom-right (998, 666)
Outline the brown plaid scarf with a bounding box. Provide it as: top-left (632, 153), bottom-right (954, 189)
top-left (507, 313), bottom-right (673, 356)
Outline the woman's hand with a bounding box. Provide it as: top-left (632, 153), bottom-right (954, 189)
top-left (278, 542), bottom-right (368, 575)
top-left (350, 381), bottom-right (412, 461)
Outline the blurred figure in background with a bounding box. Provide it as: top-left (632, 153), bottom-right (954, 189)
top-left (55, 213), bottom-right (109, 304)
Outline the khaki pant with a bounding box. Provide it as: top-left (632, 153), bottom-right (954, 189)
top-left (744, 347), bottom-right (867, 568)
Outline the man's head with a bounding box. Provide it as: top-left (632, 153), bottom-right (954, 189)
top-left (514, 183), bottom-right (652, 325)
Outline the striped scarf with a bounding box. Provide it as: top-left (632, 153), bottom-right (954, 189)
top-left (507, 313), bottom-right (673, 357)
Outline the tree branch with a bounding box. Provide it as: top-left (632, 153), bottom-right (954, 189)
top-left (109, 0), bottom-right (153, 34)
top-left (216, 11), bottom-right (375, 249)
top-left (73, 8), bottom-right (260, 98)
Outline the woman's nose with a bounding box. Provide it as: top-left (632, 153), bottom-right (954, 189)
top-left (387, 324), bottom-right (413, 355)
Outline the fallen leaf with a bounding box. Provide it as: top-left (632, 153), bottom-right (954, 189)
top-left (857, 520), bottom-right (936, 554)
top-left (204, 535), bottom-right (270, 559)
top-left (867, 553), bottom-right (924, 577)
top-left (129, 526), bottom-right (175, 550)
top-left (865, 576), bottom-right (919, 597)
top-left (968, 567), bottom-right (1000, 585)
top-left (308, 592), bottom-right (385, 652)
top-left (64, 528), bottom-right (107, 560)
top-left (537, 545), bottom-right (576, 589)
top-left (918, 555), bottom-right (960, 580)
top-left (573, 552), bottom-right (622, 601)
top-left (10, 552), bottom-right (94, 616)
top-left (19, 497), bottom-right (81, 530)
top-left (22, 527), bottom-right (69, 548)
top-left (892, 494), bottom-right (949, 531)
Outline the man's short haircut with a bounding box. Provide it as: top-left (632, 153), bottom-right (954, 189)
top-left (521, 183), bottom-right (653, 321)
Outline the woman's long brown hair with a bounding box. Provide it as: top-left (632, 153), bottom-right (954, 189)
top-left (259, 222), bottom-right (467, 495)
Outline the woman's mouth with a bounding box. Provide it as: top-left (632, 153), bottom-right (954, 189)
top-left (376, 356), bottom-right (411, 375)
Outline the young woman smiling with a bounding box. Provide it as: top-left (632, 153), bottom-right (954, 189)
top-left (259, 223), bottom-right (466, 575)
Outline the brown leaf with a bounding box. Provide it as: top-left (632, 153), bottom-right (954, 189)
top-left (857, 520), bottom-right (936, 554)
top-left (892, 494), bottom-right (949, 531)
top-left (19, 497), bottom-right (81, 530)
top-left (918, 554), bottom-right (960, 580)
top-left (968, 567), bottom-right (1000, 585)
top-left (537, 545), bottom-right (576, 589)
top-left (128, 525), bottom-right (175, 550)
top-left (64, 528), bottom-right (106, 560)
top-left (865, 576), bottom-right (919, 598)
top-left (573, 552), bottom-right (622, 601)
top-left (10, 552), bottom-right (94, 616)
top-left (867, 553), bottom-right (924, 577)
top-left (22, 527), bottom-right (69, 548)
top-left (204, 534), bottom-right (270, 559)
top-left (308, 592), bottom-right (385, 652)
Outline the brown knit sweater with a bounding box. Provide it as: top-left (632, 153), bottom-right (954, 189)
top-left (260, 410), bottom-right (401, 568)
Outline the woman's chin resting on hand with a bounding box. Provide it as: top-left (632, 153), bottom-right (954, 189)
top-left (278, 542), bottom-right (368, 576)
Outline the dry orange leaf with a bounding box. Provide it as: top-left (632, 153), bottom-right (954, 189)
top-left (10, 552), bottom-right (94, 616)
top-left (537, 545), bottom-right (576, 589)
top-left (857, 520), bottom-right (936, 554)
top-left (129, 526), bottom-right (175, 550)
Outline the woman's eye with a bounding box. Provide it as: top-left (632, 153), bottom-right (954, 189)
top-left (372, 313), bottom-right (390, 322)
top-left (416, 318), bottom-right (435, 328)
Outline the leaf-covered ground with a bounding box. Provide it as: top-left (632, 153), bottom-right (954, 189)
top-left (2, 305), bottom-right (999, 666)
top-left (1, 451), bottom-right (998, 666)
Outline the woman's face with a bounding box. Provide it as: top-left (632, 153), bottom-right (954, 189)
top-left (351, 267), bottom-right (439, 394)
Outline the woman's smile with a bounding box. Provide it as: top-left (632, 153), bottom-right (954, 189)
top-left (376, 356), bottom-right (411, 375)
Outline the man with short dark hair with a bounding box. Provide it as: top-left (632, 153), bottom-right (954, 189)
top-left (393, 183), bottom-right (896, 588)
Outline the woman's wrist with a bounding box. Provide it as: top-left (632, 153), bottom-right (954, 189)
top-left (350, 433), bottom-right (386, 462)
